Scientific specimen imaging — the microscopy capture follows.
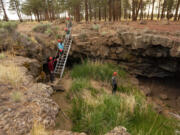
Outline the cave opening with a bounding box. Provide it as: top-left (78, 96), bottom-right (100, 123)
top-left (137, 75), bottom-right (180, 112)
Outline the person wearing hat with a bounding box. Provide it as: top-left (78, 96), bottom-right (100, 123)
top-left (112, 72), bottom-right (118, 94)
top-left (55, 49), bottom-right (63, 59)
top-left (57, 39), bottom-right (64, 51)
top-left (48, 57), bottom-right (54, 83)
top-left (66, 17), bottom-right (72, 29)
top-left (65, 28), bottom-right (71, 39)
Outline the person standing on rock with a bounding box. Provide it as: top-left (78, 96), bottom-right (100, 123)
top-left (112, 72), bottom-right (118, 94)
top-left (48, 57), bottom-right (54, 83)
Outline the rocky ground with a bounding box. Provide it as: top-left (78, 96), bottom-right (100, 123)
top-left (0, 55), bottom-right (131, 135)
top-left (0, 56), bottom-right (59, 135)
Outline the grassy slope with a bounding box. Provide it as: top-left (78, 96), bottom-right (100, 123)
top-left (67, 61), bottom-right (179, 135)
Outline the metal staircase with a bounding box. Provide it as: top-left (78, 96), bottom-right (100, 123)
top-left (54, 31), bottom-right (72, 78)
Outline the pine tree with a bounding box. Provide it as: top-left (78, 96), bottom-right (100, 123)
top-left (0, 0), bottom-right (8, 21)
top-left (9, 0), bottom-right (23, 22)
top-left (151, 0), bottom-right (156, 20)
top-left (174, 0), bottom-right (180, 21)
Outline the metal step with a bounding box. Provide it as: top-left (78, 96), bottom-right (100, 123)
top-left (54, 28), bottom-right (73, 78)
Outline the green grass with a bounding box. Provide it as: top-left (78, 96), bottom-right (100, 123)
top-left (71, 93), bottom-right (178, 135)
top-left (71, 61), bottom-right (126, 82)
top-left (69, 61), bottom-right (179, 135)
top-left (70, 78), bottom-right (90, 94)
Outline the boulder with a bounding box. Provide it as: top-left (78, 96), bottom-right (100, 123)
top-left (53, 130), bottom-right (86, 135)
top-left (139, 20), bottom-right (147, 25)
top-left (105, 126), bottom-right (130, 135)
top-left (159, 94), bottom-right (168, 100)
top-left (177, 97), bottom-right (180, 107)
top-left (140, 86), bottom-right (152, 96)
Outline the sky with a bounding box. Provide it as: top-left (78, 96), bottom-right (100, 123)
top-left (0, 0), bottom-right (29, 20)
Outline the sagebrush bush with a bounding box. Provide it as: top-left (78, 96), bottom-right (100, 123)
top-left (33, 23), bottom-right (58, 36)
top-left (79, 32), bottom-right (88, 42)
top-left (0, 22), bottom-right (17, 32)
top-left (33, 24), bottom-right (51, 33)
top-left (91, 24), bottom-right (100, 32)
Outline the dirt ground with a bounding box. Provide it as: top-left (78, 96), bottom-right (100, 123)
top-left (138, 76), bottom-right (180, 114)
top-left (51, 75), bottom-right (73, 131)
top-left (18, 20), bottom-right (180, 33)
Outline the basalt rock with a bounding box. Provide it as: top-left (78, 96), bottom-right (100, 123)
top-left (70, 28), bottom-right (180, 78)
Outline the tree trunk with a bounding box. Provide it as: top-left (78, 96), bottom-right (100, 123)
top-left (104, 6), bottom-right (107, 21)
top-left (157, 0), bottom-right (161, 20)
top-left (109, 0), bottom-right (112, 21)
top-left (76, 5), bottom-right (81, 22)
top-left (94, 7), bottom-right (97, 21)
top-left (0, 0), bottom-right (8, 21)
top-left (178, 12), bottom-right (180, 20)
top-left (151, 0), bottom-right (155, 20)
top-left (99, 5), bottom-right (101, 21)
top-left (36, 11), bottom-right (40, 22)
top-left (135, 0), bottom-right (142, 20)
top-left (124, 8), bottom-right (127, 19)
top-left (161, 0), bottom-right (166, 19)
top-left (140, 2), bottom-right (143, 20)
top-left (119, 0), bottom-right (121, 21)
top-left (45, 8), bottom-right (50, 21)
top-left (132, 0), bottom-right (136, 21)
top-left (112, 0), bottom-right (116, 21)
top-left (85, 0), bottom-right (88, 22)
top-left (14, 0), bottom-right (23, 22)
top-left (89, 1), bottom-right (92, 21)
top-left (174, 0), bottom-right (180, 21)
top-left (147, 1), bottom-right (151, 20)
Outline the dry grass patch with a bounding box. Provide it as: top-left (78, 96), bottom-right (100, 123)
top-left (0, 62), bottom-right (24, 87)
top-left (11, 91), bottom-right (24, 102)
top-left (31, 122), bottom-right (48, 135)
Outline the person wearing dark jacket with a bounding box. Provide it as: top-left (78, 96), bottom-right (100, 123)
top-left (112, 72), bottom-right (118, 94)
top-left (48, 57), bottom-right (54, 83)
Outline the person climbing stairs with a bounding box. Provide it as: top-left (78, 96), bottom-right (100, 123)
top-left (54, 27), bottom-right (72, 78)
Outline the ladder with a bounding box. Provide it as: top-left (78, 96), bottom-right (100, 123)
top-left (54, 33), bottom-right (72, 78)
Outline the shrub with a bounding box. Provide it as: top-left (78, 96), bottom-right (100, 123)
top-left (79, 33), bottom-right (88, 42)
top-left (91, 24), bottom-right (100, 32)
top-left (33, 24), bottom-right (51, 33)
top-left (0, 21), bottom-right (17, 32)
top-left (11, 91), bottom-right (23, 102)
top-left (0, 53), bottom-right (5, 59)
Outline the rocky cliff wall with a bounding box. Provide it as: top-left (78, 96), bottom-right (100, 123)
top-left (70, 28), bottom-right (180, 78)
top-left (1, 26), bottom-right (180, 78)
